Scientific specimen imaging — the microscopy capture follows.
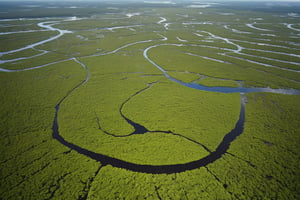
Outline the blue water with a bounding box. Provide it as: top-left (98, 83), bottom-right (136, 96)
top-left (169, 77), bottom-right (300, 95)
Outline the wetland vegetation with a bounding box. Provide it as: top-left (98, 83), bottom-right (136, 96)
top-left (0, 0), bottom-right (299, 199)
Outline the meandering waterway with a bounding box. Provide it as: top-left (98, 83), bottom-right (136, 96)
top-left (1, 17), bottom-right (300, 174)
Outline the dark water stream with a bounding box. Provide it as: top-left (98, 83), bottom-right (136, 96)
top-left (53, 92), bottom-right (245, 174)
top-left (51, 59), bottom-right (246, 174)
top-left (52, 49), bottom-right (300, 174)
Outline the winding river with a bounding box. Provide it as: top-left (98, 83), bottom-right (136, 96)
top-left (52, 64), bottom-right (246, 173)
top-left (52, 42), bottom-right (299, 173)
top-left (1, 17), bottom-right (300, 174)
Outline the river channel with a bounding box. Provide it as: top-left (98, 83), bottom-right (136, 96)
top-left (52, 44), bottom-right (299, 174)
top-left (1, 17), bottom-right (300, 174)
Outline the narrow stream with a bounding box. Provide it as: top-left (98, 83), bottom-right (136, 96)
top-left (0, 17), bottom-right (77, 56)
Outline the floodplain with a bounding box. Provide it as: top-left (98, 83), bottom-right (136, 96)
top-left (0, 1), bottom-right (299, 199)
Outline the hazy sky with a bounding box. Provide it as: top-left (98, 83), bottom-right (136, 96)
top-left (0, 0), bottom-right (300, 1)
top-left (0, 0), bottom-right (300, 3)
